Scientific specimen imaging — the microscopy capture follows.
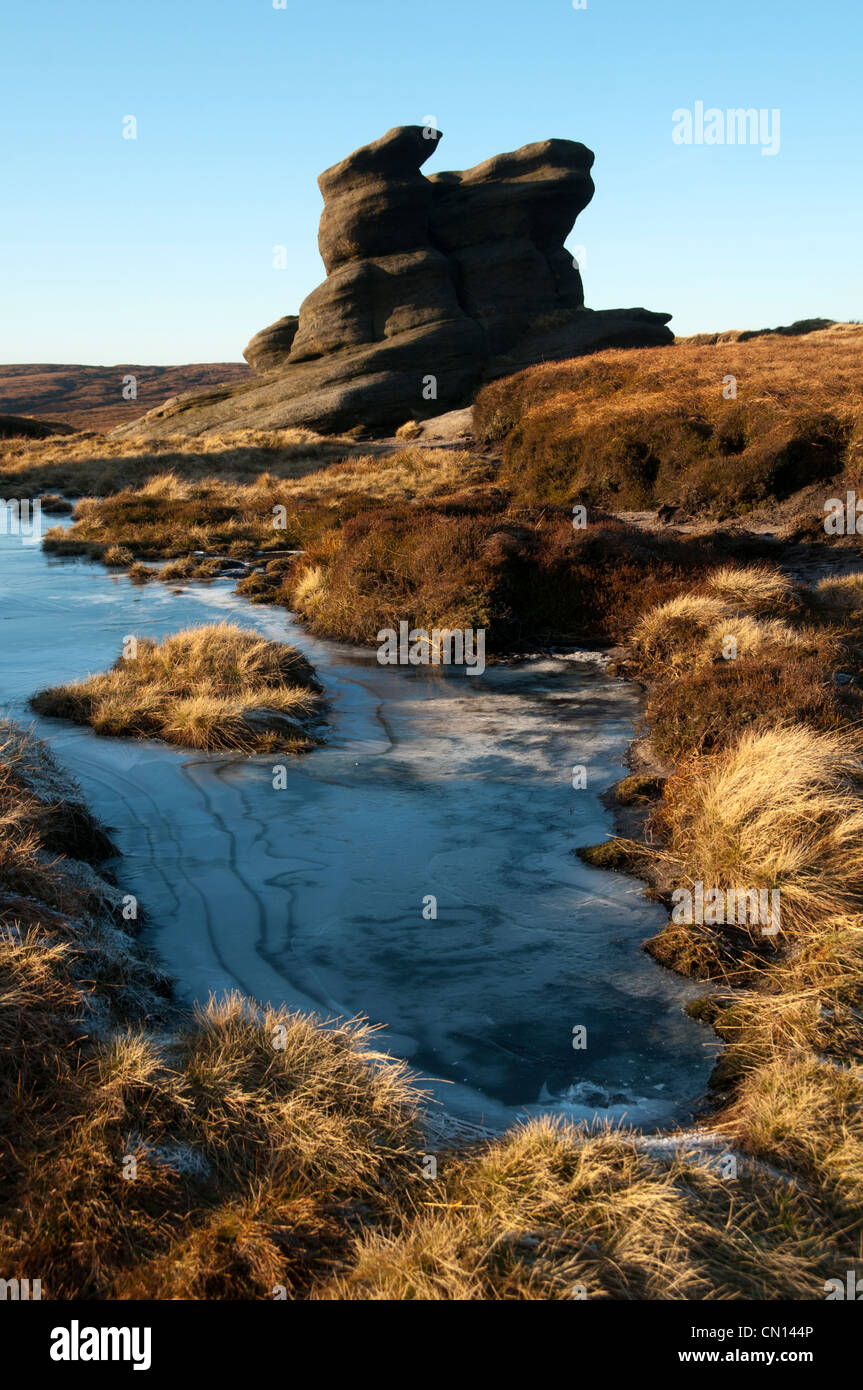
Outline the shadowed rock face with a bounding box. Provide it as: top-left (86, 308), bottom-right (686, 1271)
top-left (120, 127), bottom-right (673, 439)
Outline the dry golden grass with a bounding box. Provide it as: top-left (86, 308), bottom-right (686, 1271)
top-left (0, 426), bottom-right (359, 497)
top-left (813, 571), bottom-right (863, 613)
top-left (41, 448), bottom-right (494, 567)
top-left (321, 1119), bottom-right (836, 1300)
top-left (697, 615), bottom-right (805, 664)
top-left (630, 594), bottom-right (730, 674)
top-left (705, 564), bottom-right (797, 614)
top-left (628, 588), bottom-right (820, 678)
top-left (720, 1055), bottom-right (863, 1211)
top-left (658, 723), bottom-right (863, 940)
top-left (395, 420), bottom-right (424, 441)
top-left (30, 622), bottom-right (323, 753)
top-left (610, 571), bottom-right (863, 1223)
top-left (628, 568), bottom-right (850, 757)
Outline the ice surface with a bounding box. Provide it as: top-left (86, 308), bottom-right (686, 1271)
top-left (0, 514), bottom-right (716, 1129)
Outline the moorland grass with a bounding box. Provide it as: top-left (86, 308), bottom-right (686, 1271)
top-left (625, 564), bottom-right (859, 759)
top-left (0, 426), bottom-right (359, 497)
top-left (30, 622), bottom-right (323, 753)
top-left (609, 588), bottom-right (863, 1227)
top-left (473, 325), bottom-right (863, 516)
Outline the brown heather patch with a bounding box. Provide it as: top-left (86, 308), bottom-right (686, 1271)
top-left (474, 329), bottom-right (863, 516)
top-left (41, 448), bottom-right (494, 563)
top-left (288, 511), bottom-right (733, 649)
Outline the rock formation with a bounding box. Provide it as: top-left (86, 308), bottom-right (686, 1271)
top-left (117, 127), bottom-right (673, 439)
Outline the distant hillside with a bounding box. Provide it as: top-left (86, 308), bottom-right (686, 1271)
top-left (0, 362), bottom-right (251, 432)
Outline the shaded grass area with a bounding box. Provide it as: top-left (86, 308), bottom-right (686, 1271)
top-left (287, 513), bottom-right (774, 650)
top-left (30, 623), bottom-right (324, 754)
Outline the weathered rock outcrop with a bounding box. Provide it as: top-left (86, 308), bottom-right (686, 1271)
top-left (243, 315), bottom-right (299, 372)
top-left (117, 127), bottom-right (673, 439)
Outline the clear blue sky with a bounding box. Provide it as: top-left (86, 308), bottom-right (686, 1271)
top-left (1, 0), bottom-right (860, 363)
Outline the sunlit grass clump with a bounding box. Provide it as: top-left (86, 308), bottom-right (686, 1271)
top-left (658, 723), bottom-right (863, 941)
top-left (30, 622), bottom-right (323, 753)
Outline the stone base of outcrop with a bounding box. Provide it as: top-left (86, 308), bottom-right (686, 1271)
top-left (116, 305), bottom-right (671, 440)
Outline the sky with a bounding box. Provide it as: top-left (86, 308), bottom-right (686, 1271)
top-left (1, 0), bottom-right (861, 363)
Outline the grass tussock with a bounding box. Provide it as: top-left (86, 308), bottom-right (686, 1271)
top-left (626, 564), bottom-right (858, 759)
top-left (705, 563), bottom-right (797, 613)
top-left (656, 723), bottom-right (863, 941)
top-left (30, 622), bottom-right (324, 753)
top-left (813, 571), bottom-right (863, 614)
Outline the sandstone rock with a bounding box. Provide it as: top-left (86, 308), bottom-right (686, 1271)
top-left (116, 127), bottom-right (673, 440)
top-left (243, 315), bottom-right (299, 371)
